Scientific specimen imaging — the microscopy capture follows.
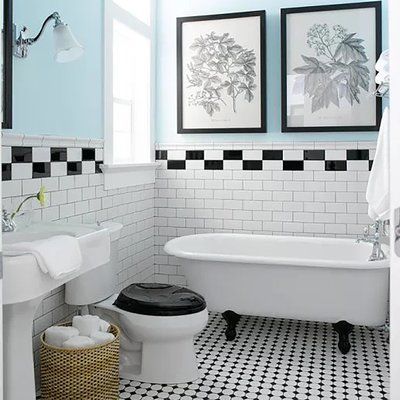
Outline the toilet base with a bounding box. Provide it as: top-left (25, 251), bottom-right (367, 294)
top-left (92, 296), bottom-right (208, 384)
top-left (120, 338), bottom-right (200, 384)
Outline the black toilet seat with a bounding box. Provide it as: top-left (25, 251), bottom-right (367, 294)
top-left (113, 283), bottom-right (207, 316)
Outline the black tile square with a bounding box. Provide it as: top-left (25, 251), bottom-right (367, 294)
top-left (325, 160), bottom-right (347, 171)
top-left (205, 160), bottom-right (223, 170)
top-left (263, 150), bottom-right (283, 160)
top-left (283, 161), bottom-right (304, 170)
top-left (33, 162), bottom-right (51, 178)
top-left (347, 149), bottom-right (369, 160)
top-left (2, 163), bottom-right (11, 181)
top-left (12, 146), bottom-right (32, 163)
top-left (167, 160), bottom-right (186, 169)
top-left (243, 160), bottom-right (262, 170)
top-left (67, 161), bottom-right (82, 175)
top-left (51, 147), bottom-right (67, 162)
top-left (186, 150), bottom-right (204, 160)
top-left (223, 150), bottom-right (242, 160)
top-left (95, 161), bottom-right (103, 174)
top-left (155, 150), bottom-right (167, 160)
top-left (82, 148), bottom-right (96, 161)
top-left (304, 150), bottom-right (325, 160)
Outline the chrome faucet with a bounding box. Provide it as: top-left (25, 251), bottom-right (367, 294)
top-left (356, 220), bottom-right (387, 261)
top-left (2, 209), bottom-right (16, 232)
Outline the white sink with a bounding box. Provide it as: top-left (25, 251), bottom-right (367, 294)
top-left (3, 222), bottom-right (112, 400)
top-left (3, 222), bottom-right (111, 305)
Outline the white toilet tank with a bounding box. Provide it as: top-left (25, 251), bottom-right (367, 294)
top-left (65, 222), bottom-right (123, 306)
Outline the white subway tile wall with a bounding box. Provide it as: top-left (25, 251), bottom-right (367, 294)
top-left (154, 142), bottom-right (376, 285)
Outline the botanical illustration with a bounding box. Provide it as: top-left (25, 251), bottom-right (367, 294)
top-left (186, 31), bottom-right (257, 117)
top-left (293, 24), bottom-right (370, 113)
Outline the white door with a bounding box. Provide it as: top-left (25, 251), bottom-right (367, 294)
top-left (389, 0), bottom-right (400, 398)
top-left (0, 0), bottom-right (3, 397)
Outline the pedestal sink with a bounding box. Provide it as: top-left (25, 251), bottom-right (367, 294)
top-left (3, 222), bottom-right (112, 400)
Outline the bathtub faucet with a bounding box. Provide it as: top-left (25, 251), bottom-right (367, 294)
top-left (356, 220), bottom-right (388, 261)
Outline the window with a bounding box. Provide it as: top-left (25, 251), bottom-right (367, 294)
top-left (103, 0), bottom-right (156, 189)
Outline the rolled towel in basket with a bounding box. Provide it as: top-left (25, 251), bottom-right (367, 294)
top-left (72, 315), bottom-right (101, 336)
top-left (45, 326), bottom-right (79, 348)
top-left (99, 319), bottom-right (111, 333)
top-left (62, 336), bottom-right (96, 349)
top-left (90, 331), bottom-right (115, 346)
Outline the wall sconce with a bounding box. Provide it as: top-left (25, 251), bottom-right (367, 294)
top-left (14, 12), bottom-right (84, 63)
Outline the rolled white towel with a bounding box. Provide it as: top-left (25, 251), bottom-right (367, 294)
top-left (90, 331), bottom-right (115, 346)
top-left (72, 315), bottom-right (100, 336)
top-left (99, 319), bottom-right (111, 333)
top-left (62, 336), bottom-right (96, 349)
top-left (45, 326), bottom-right (79, 348)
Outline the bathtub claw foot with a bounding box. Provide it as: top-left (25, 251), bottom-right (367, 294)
top-left (333, 320), bottom-right (354, 355)
top-left (222, 310), bottom-right (241, 341)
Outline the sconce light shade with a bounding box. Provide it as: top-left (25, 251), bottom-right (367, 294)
top-left (53, 23), bottom-right (84, 63)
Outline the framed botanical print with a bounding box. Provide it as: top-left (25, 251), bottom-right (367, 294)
top-left (177, 11), bottom-right (266, 134)
top-left (281, 2), bottom-right (382, 132)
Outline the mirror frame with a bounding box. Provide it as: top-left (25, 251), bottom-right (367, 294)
top-left (3, 0), bottom-right (12, 129)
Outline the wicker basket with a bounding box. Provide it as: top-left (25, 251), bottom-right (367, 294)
top-left (40, 323), bottom-right (120, 400)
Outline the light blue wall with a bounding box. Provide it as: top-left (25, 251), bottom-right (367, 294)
top-left (156, 0), bottom-right (388, 143)
top-left (12, 0), bottom-right (103, 138)
top-left (10, 0), bottom-right (388, 141)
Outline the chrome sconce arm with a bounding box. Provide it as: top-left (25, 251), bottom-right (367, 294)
top-left (14, 11), bottom-right (84, 62)
top-left (15, 12), bottom-right (62, 58)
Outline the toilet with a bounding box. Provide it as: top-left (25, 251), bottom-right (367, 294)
top-left (65, 222), bottom-right (208, 384)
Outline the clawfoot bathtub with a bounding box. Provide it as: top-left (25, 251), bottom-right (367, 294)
top-left (164, 233), bottom-right (389, 354)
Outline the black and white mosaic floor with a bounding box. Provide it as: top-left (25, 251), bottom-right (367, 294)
top-left (119, 312), bottom-right (389, 400)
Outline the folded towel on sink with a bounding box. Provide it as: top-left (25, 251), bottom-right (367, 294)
top-left (4, 235), bottom-right (82, 279)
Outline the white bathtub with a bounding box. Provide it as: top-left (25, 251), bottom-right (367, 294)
top-left (164, 233), bottom-right (389, 327)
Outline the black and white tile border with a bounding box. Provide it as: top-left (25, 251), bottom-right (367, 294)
top-left (2, 146), bottom-right (104, 181)
top-left (156, 149), bottom-right (374, 171)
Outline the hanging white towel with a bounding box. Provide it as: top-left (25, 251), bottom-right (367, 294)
top-left (4, 235), bottom-right (82, 279)
top-left (366, 107), bottom-right (390, 221)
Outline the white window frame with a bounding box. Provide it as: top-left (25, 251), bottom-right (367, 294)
top-left (103, 0), bottom-right (157, 189)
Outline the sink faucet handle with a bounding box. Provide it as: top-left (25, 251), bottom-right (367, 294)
top-left (2, 209), bottom-right (16, 232)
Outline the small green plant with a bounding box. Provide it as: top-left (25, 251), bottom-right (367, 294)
top-left (11, 186), bottom-right (46, 219)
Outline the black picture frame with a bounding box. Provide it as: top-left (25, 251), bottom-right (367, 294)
top-left (177, 10), bottom-right (266, 134)
top-left (3, 0), bottom-right (13, 129)
top-left (281, 2), bottom-right (382, 133)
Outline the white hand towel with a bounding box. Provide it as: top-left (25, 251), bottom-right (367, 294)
top-left (62, 336), bottom-right (96, 349)
top-left (90, 331), bottom-right (115, 346)
top-left (72, 315), bottom-right (101, 336)
top-left (99, 319), bottom-right (111, 333)
top-left (45, 326), bottom-right (79, 348)
top-left (366, 107), bottom-right (390, 221)
top-left (4, 235), bottom-right (82, 279)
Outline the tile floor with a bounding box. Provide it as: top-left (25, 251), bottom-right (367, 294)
top-left (119, 312), bottom-right (390, 400)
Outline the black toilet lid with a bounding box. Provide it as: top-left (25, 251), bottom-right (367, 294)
top-left (113, 283), bottom-right (207, 316)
